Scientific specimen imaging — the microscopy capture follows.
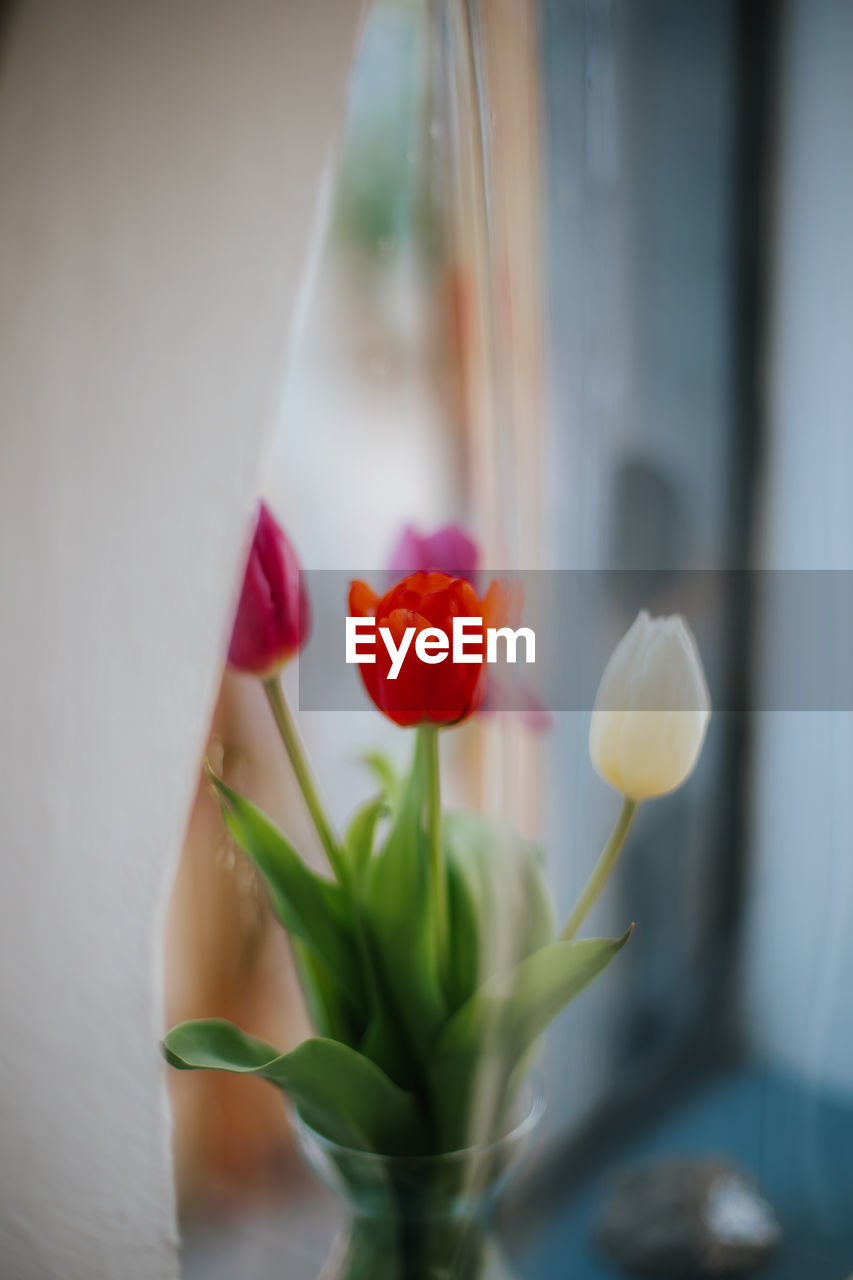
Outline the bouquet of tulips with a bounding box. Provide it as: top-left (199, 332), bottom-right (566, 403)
top-left (164, 504), bottom-right (710, 1170)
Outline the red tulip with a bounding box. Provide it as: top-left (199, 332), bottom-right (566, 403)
top-left (387, 526), bottom-right (550, 733)
top-left (348, 571), bottom-right (513, 728)
top-left (227, 501), bottom-right (310, 676)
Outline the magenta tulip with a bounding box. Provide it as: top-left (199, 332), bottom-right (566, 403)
top-left (227, 501), bottom-right (310, 676)
top-left (389, 524), bottom-right (479, 585)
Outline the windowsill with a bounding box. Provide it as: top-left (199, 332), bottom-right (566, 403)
top-left (515, 1063), bottom-right (853, 1279)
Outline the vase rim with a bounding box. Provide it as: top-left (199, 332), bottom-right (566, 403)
top-left (290, 1071), bottom-right (545, 1166)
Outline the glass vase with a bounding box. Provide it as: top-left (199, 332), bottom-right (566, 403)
top-left (291, 1079), bottom-right (544, 1280)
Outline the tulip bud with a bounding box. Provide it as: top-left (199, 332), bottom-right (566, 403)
top-left (589, 611), bottom-right (710, 800)
top-left (227, 501), bottom-right (310, 676)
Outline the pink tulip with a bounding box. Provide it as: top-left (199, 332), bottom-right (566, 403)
top-left (389, 524), bottom-right (479, 585)
top-left (227, 501), bottom-right (310, 676)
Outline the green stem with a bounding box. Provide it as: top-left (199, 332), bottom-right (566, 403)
top-left (263, 678), bottom-right (387, 1050)
top-left (263, 676), bottom-right (346, 885)
top-left (560, 798), bottom-right (638, 941)
top-left (420, 724), bottom-right (447, 988)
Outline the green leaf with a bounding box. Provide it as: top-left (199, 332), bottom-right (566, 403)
top-left (360, 751), bottom-right (401, 810)
top-left (163, 1019), bottom-right (426, 1154)
top-left (208, 772), bottom-right (363, 1018)
top-left (437, 927), bottom-right (633, 1058)
top-left (344, 795), bottom-right (387, 881)
top-left (291, 940), bottom-right (360, 1046)
top-left (363, 732), bottom-right (446, 1065)
top-left (427, 927), bottom-right (632, 1147)
top-left (444, 810), bottom-right (555, 1012)
top-left (342, 798), bottom-right (418, 1089)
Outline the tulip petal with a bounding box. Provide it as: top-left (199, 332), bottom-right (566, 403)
top-left (348, 579), bottom-right (378, 617)
top-left (389, 524), bottom-right (480, 584)
top-left (481, 577), bottom-right (523, 630)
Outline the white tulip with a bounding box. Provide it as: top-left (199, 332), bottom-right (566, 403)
top-left (589, 611), bottom-right (711, 801)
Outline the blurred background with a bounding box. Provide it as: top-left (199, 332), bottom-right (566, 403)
top-left (3, 0), bottom-right (851, 1277)
top-left (169, 1), bottom-right (853, 1277)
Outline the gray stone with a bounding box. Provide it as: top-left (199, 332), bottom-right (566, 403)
top-left (593, 1157), bottom-right (782, 1277)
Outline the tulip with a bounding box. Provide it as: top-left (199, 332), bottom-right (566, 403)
top-left (225, 503), bottom-right (344, 879)
top-left (589, 610), bottom-right (711, 801)
top-left (227, 501), bottom-right (310, 676)
top-left (348, 571), bottom-right (510, 727)
top-left (386, 526), bottom-right (549, 733)
top-left (389, 524), bottom-right (479, 585)
top-left (561, 611), bottom-right (710, 942)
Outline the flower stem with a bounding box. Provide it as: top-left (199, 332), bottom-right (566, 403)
top-left (263, 676), bottom-right (346, 885)
top-left (560, 798), bottom-right (638, 941)
top-left (420, 724), bottom-right (447, 987)
top-left (263, 678), bottom-right (387, 1050)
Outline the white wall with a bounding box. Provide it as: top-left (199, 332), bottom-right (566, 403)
top-left (745, 0), bottom-right (853, 1095)
top-left (0, 2), bottom-right (360, 1276)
